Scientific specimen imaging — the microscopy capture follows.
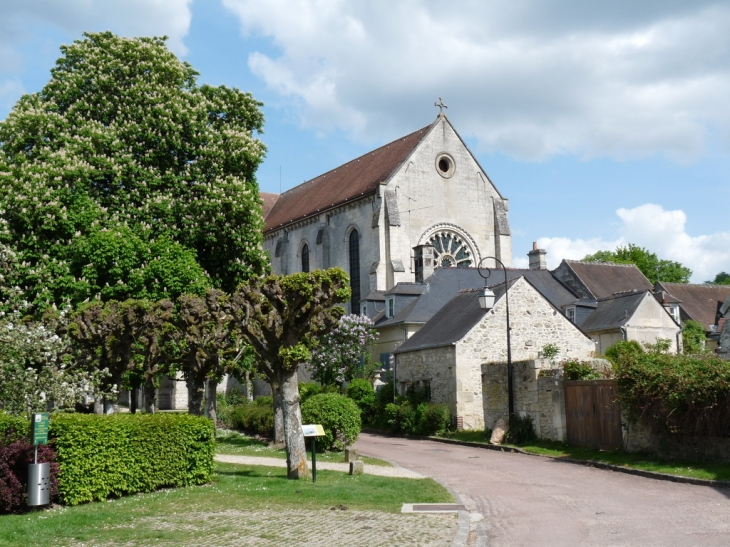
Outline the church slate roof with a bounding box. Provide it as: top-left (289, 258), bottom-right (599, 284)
top-left (578, 291), bottom-right (649, 333)
top-left (262, 125), bottom-right (431, 233)
top-left (555, 260), bottom-right (653, 300)
top-left (654, 282), bottom-right (730, 329)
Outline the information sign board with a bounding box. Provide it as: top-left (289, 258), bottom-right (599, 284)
top-left (31, 413), bottom-right (50, 446)
top-left (302, 424), bottom-right (325, 437)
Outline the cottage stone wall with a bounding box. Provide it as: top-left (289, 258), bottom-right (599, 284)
top-left (394, 346), bottom-right (457, 416)
top-left (482, 360), bottom-right (567, 441)
top-left (625, 418), bottom-right (730, 463)
top-left (457, 277), bottom-right (596, 430)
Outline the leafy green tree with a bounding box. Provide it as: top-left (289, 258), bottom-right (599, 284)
top-left (682, 320), bottom-right (707, 354)
top-left (0, 32), bottom-right (268, 313)
top-left (232, 268), bottom-right (350, 479)
top-left (706, 272), bottom-right (730, 285)
top-left (582, 244), bottom-right (691, 284)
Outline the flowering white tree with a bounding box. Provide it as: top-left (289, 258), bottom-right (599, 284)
top-left (0, 307), bottom-right (110, 415)
top-left (0, 31), bottom-right (268, 314)
top-left (307, 314), bottom-right (378, 387)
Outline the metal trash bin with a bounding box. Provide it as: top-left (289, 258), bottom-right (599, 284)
top-left (28, 462), bottom-right (50, 506)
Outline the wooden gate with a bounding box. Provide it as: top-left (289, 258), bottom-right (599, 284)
top-left (564, 380), bottom-right (623, 450)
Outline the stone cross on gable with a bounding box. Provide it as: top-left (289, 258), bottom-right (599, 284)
top-left (434, 98), bottom-right (448, 114)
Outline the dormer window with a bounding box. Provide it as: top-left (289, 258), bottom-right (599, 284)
top-left (668, 304), bottom-right (680, 324)
top-left (387, 296), bottom-right (395, 318)
top-left (565, 307), bottom-right (576, 323)
top-left (361, 304), bottom-right (367, 316)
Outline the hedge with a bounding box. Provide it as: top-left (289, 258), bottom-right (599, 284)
top-left (301, 393), bottom-right (361, 451)
top-left (50, 413), bottom-right (214, 505)
top-left (0, 415), bottom-right (29, 442)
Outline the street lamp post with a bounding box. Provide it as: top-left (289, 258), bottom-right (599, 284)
top-left (477, 257), bottom-right (514, 418)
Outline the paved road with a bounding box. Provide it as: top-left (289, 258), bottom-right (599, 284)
top-left (354, 433), bottom-right (730, 547)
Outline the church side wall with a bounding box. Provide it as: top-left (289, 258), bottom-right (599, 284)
top-left (264, 195), bottom-right (381, 312)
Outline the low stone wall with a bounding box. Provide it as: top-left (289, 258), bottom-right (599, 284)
top-left (482, 359), bottom-right (567, 442)
top-left (625, 418), bottom-right (730, 463)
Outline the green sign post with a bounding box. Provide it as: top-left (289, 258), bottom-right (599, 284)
top-left (302, 424), bottom-right (326, 483)
top-left (31, 413), bottom-right (50, 446)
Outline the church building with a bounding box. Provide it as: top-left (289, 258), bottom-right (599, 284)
top-left (261, 112), bottom-right (513, 312)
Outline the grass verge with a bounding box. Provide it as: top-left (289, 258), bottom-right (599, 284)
top-left (0, 462), bottom-right (452, 547)
top-left (216, 430), bottom-right (391, 467)
top-left (436, 430), bottom-right (730, 482)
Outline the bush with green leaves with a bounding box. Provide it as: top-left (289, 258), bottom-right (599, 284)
top-left (384, 401), bottom-right (451, 436)
top-left (50, 413), bottom-right (214, 505)
top-left (229, 400), bottom-right (275, 438)
top-left (418, 404), bottom-right (451, 435)
top-left (682, 320), bottom-right (707, 355)
top-left (614, 351), bottom-right (730, 437)
top-left (346, 378), bottom-right (376, 422)
top-left (605, 340), bottom-right (644, 363)
top-left (562, 360), bottom-right (602, 381)
top-left (301, 393), bottom-right (361, 451)
top-left (504, 414), bottom-right (537, 444)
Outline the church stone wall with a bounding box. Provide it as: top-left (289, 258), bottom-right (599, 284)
top-left (264, 195), bottom-right (381, 312)
top-left (383, 117), bottom-right (511, 287)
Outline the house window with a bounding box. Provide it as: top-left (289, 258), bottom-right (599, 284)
top-left (387, 297), bottom-right (395, 318)
top-left (361, 304), bottom-right (368, 316)
top-left (301, 243), bottom-right (310, 272)
top-left (349, 229), bottom-right (360, 314)
top-left (565, 307), bottom-right (576, 323)
top-left (379, 353), bottom-right (392, 370)
top-left (668, 304), bottom-right (680, 324)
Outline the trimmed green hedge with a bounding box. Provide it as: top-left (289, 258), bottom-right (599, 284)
top-left (301, 393), bottom-right (361, 451)
top-left (50, 413), bottom-right (214, 505)
top-left (0, 415), bottom-right (29, 442)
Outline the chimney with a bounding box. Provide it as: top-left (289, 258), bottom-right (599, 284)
top-left (528, 242), bottom-right (547, 270)
top-left (413, 243), bottom-right (436, 282)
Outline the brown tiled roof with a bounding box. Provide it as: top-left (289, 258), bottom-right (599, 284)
top-left (655, 282), bottom-right (730, 329)
top-left (260, 192), bottom-right (279, 218)
top-left (263, 124), bottom-right (431, 233)
top-left (564, 261), bottom-right (653, 300)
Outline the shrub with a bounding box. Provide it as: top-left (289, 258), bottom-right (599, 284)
top-left (614, 352), bottom-right (730, 437)
top-left (418, 404), bottom-right (451, 435)
top-left (0, 433), bottom-right (59, 514)
top-left (301, 393), bottom-right (361, 451)
top-left (605, 340), bottom-right (644, 364)
top-left (562, 360), bottom-right (602, 381)
top-left (0, 415), bottom-right (29, 442)
top-left (346, 378), bottom-right (376, 422)
top-left (216, 392), bottom-right (251, 428)
top-left (504, 414), bottom-right (536, 444)
top-left (230, 403), bottom-right (274, 437)
top-left (50, 413), bottom-right (214, 505)
top-left (299, 383), bottom-right (324, 405)
top-left (682, 320), bottom-right (707, 354)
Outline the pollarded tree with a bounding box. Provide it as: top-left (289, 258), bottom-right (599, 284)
top-left (0, 31), bottom-right (268, 314)
top-left (232, 269), bottom-right (350, 479)
top-left (583, 244), bottom-right (691, 284)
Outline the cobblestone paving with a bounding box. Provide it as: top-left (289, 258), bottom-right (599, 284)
top-left (72, 509), bottom-right (458, 547)
top-left (215, 454), bottom-right (425, 478)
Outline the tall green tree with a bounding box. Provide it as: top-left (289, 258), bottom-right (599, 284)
top-left (582, 244), bottom-right (691, 284)
top-left (0, 32), bottom-right (269, 313)
top-left (232, 269), bottom-right (350, 479)
top-left (706, 272), bottom-right (730, 285)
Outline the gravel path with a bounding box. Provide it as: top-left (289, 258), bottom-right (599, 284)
top-left (215, 454), bottom-right (425, 478)
top-left (354, 432), bottom-right (730, 546)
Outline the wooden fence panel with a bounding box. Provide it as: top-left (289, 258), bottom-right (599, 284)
top-left (564, 380), bottom-right (622, 450)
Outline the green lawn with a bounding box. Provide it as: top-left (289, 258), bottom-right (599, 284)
top-left (436, 431), bottom-right (730, 481)
top-left (216, 430), bottom-right (391, 466)
top-left (0, 462), bottom-right (452, 547)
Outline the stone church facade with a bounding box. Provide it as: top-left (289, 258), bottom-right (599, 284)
top-left (261, 114), bottom-right (512, 313)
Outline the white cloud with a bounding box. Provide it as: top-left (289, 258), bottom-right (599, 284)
top-left (223, 0), bottom-right (730, 161)
top-left (536, 203), bottom-right (730, 282)
top-left (0, 0), bottom-right (193, 63)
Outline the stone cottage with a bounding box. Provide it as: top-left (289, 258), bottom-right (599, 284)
top-left (393, 276), bottom-right (596, 430)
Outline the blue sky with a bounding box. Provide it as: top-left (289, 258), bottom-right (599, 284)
top-left (2, 0), bottom-right (729, 281)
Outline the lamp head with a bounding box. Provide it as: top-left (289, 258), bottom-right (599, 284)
top-left (478, 287), bottom-right (496, 311)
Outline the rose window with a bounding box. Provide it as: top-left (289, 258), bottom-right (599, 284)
top-left (428, 231), bottom-right (473, 268)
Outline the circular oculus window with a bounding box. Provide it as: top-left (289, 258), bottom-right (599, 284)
top-left (435, 153), bottom-right (455, 178)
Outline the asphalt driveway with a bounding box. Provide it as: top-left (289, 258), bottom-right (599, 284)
top-left (354, 433), bottom-right (730, 547)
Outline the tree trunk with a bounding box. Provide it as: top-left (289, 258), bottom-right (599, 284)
top-left (245, 370), bottom-right (254, 402)
top-left (279, 369), bottom-right (309, 480)
top-left (271, 382), bottom-right (285, 447)
top-left (205, 379), bottom-right (218, 425)
top-left (130, 388), bottom-right (138, 414)
top-left (187, 379), bottom-right (204, 415)
top-left (143, 378), bottom-right (156, 414)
